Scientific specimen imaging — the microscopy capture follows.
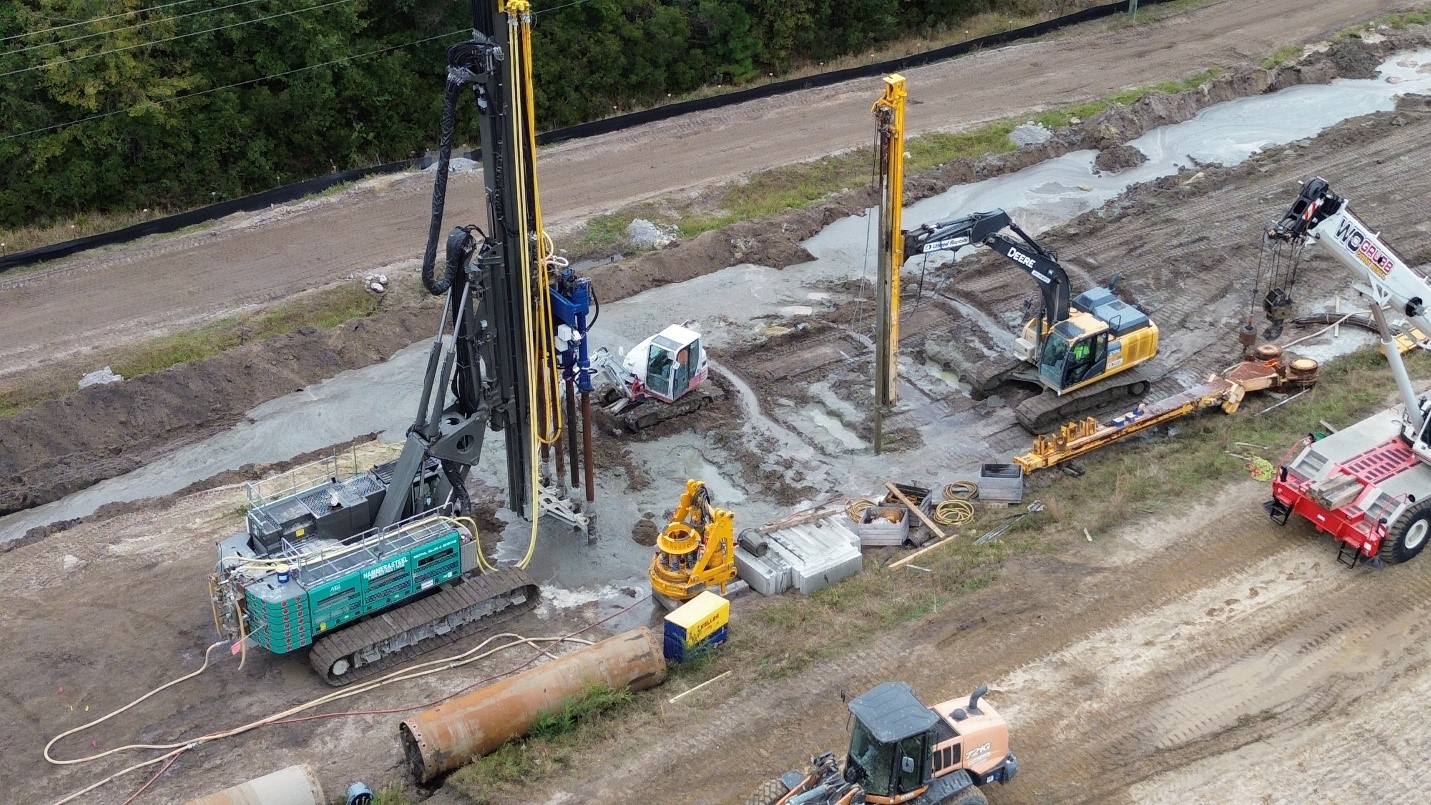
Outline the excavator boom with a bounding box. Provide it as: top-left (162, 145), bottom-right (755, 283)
top-left (904, 208), bottom-right (1156, 431)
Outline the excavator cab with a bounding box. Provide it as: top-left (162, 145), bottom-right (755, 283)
top-left (1037, 318), bottom-right (1110, 394)
top-left (636, 324), bottom-right (704, 402)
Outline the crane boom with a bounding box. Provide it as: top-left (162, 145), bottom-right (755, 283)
top-left (1264, 177), bottom-right (1431, 567)
top-left (1265, 177), bottom-right (1431, 436)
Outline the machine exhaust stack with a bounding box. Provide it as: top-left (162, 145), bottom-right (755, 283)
top-left (969, 683), bottom-right (988, 714)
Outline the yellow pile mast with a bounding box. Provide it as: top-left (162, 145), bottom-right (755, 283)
top-left (649, 479), bottom-right (737, 608)
top-left (872, 74), bottom-right (906, 454)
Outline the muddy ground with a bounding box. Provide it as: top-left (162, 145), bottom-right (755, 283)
top-left (0, 31), bottom-right (1402, 527)
top-left (4, 9), bottom-right (1431, 805)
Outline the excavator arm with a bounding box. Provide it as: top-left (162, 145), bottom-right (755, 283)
top-left (903, 208), bottom-right (1072, 339)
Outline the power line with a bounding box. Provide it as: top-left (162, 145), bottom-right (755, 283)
top-left (535, 0), bottom-right (599, 15)
top-left (1, 28), bottom-right (469, 142)
top-left (5, 0), bottom-right (274, 58)
top-left (2, 0), bottom-right (358, 80)
top-left (0, 0), bottom-right (212, 44)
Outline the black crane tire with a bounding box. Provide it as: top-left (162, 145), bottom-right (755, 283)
top-left (1380, 501), bottom-right (1431, 564)
top-left (743, 778), bottom-right (788, 805)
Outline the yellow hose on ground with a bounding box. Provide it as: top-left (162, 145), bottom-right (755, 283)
top-left (944, 481), bottom-right (979, 501)
top-left (45, 631), bottom-right (594, 805)
top-left (934, 498), bottom-right (975, 527)
top-left (846, 499), bottom-right (875, 522)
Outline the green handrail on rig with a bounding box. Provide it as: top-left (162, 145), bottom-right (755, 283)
top-left (209, 0), bottom-right (597, 686)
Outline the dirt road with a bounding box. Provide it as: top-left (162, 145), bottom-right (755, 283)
top-left (0, 0), bottom-right (1396, 376)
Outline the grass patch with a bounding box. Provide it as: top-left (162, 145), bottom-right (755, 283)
top-left (111, 283), bottom-right (380, 378)
top-left (370, 787), bottom-right (415, 805)
top-left (0, 281), bottom-right (384, 418)
top-left (445, 683), bottom-right (635, 803)
top-left (0, 208), bottom-right (169, 256)
top-left (528, 684), bottom-right (633, 739)
top-left (1262, 45), bottom-right (1303, 70)
top-left (1383, 10), bottom-right (1431, 29)
top-left (1335, 8), bottom-right (1431, 40)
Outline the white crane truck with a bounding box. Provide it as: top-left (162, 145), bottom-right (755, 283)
top-left (1264, 178), bottom-right (1431, 566)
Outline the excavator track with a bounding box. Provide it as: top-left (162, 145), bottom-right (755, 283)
top-left (308, 568), bottom-right (538, 686)
top-left (964, 355), bottom-right (1027, 400)
top-left (608, 383), bottom-right (726, 433)
top-left (1013, 366), bottom-right (1155, 433)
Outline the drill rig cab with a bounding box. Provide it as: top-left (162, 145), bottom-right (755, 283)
top-left (904, 209), bottom-right (1158, 432)
top-left (749, 682), bottom-right (1018, 805)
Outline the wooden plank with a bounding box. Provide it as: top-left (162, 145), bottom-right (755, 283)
top-left (886, 482), bottom-right (947, 541)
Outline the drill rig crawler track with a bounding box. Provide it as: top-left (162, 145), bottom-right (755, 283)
top-left (308, 567), bottom-right (537, 685)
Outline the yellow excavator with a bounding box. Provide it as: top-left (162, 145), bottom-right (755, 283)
top-left (903, 210), bottom-right (1160, 432)
top-left (649, 479), bottom-right (737, 610)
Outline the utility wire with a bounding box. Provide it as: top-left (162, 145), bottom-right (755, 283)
top-left (2, 0), bottom-right (358, 80)
top-left (534, 0), bottom-right (599, 15)
top-left (1, 28), bottom-right (468, 142)
top-left (0, 0), bottom-right (212, 43)
top-left (4, 0), bottom-right (274, 58)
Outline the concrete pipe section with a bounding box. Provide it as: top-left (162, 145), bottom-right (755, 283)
top-left (183, 764), bottom-right (325, 805)
top-left (401, 627), bottom-right (667, 783)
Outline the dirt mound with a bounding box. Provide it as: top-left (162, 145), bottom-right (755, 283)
top-left (1094, 143), bottom-right (1149, 173)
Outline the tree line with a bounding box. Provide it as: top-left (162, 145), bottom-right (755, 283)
top-left (0, 1), bottom-right (1068, 228)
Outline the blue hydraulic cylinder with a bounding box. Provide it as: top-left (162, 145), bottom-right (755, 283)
top-left (549, 269), bottom-right (593, 393)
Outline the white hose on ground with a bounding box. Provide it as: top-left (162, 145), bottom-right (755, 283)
top-left (45, 631), bottom-right (595, 805)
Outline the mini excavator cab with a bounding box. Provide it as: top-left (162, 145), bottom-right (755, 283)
top-left (635, 324), bottom-right (704, 402)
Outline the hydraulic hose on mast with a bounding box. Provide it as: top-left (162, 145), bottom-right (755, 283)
top-left (505, 2), bottom-right (546, 568)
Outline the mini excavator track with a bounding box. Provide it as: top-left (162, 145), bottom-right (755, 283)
top-left (309, 568), bottom-right (538, 686)
top-left (609, 382), bottom-right (725, 433)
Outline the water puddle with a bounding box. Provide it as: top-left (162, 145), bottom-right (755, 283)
top-left (804, 408), bottom-right (867, 451)
top-left (669, 445), bottom-right (747, 504)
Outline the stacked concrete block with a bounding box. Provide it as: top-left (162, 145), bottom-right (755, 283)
top-left (736, 512), bottom-right (863, 596)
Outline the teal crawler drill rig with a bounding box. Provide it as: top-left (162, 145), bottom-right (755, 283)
top-left (210, 0), bottom-right (596, 685)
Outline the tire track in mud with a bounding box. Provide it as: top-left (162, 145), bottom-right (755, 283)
top-left (534, 479), bottom-right (1431, 804)
top-left (989, 504), bottom-right (1431, 802)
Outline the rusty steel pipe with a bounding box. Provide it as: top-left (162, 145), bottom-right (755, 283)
top-left (581, 390), bottom-right (595, 503)
top-left (400, 628), bottom-right (666, 783)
